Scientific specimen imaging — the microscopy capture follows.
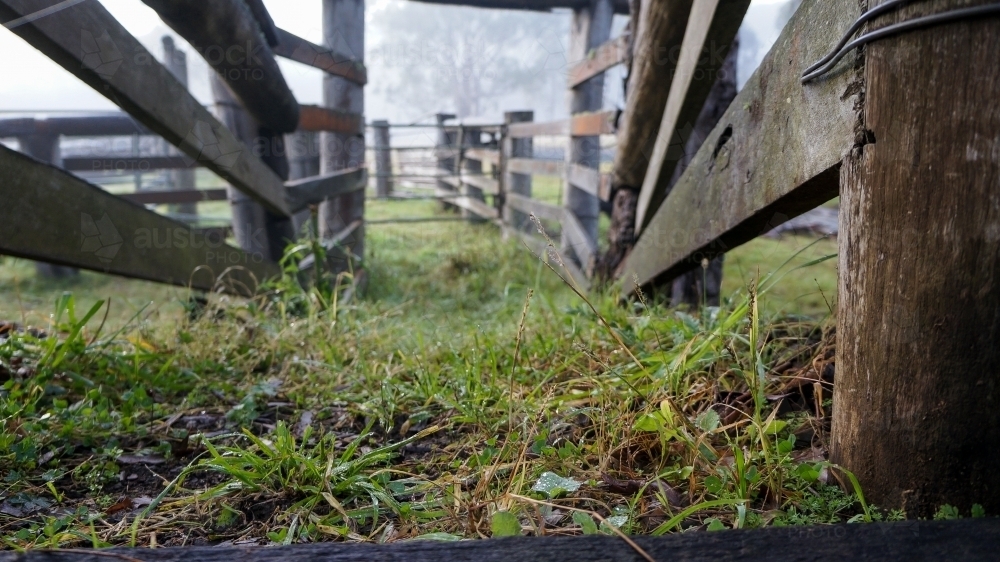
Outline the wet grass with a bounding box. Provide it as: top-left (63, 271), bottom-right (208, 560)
top-left (0, 198), bottom-right (893, 551)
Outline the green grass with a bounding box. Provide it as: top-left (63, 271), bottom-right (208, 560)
top-left (0, 198), bottom-right (892, 551)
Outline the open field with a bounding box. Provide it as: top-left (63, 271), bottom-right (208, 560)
top-left (0, 197), bottom-right (886, 551)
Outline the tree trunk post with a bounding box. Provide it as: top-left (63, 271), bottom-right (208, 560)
top-left (372, 120), bottom-right (393, 198)
top-left (285, 130), bottom-right (320, 237)
top-left (436, 112), bottom-right (458, 212)
top-left (563, 0), bottom-right (613, 269)
top-left (16, 133), bottom-right (78, 279)
top-left (503, 110), bottom-right (533, 232)
top-left (211, 74), bottom-right (293, 264)
top-left (319, 0), bottom-right (365, 272)
top-left (161, 35), bottom-right (196, 219)
top-left (832, 1), bottom-right (1000, 518)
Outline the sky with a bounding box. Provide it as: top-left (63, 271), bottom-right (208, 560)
top-left (0, 0), bottom-right (797, 122)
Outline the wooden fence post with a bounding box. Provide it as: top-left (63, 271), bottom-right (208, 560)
top-left (319, 0), bottom-right (365, 272)
top-left (462, 126), bottom-right (486, 223)
top-left (503, 111), bottom-right (533, 233)
top-left (161, 35), bottom-right (196, 219)
top-left (564, 0), bottom-right (613, 271)
top-left (833, 7), bottom-right (1000, 518)
top-left (372, 120), bottom-right (392, 198)
top-left (436, 112), bottom-right (457, 212)
top-left (15, 133), bottom-right (78, 278)
top-left (211, 74), bottom-right (293, 264)
top-left (286, 130), bottom-right (320, 237)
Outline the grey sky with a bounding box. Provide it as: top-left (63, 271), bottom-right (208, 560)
top-left (0, 0), bottom-right (795, 122)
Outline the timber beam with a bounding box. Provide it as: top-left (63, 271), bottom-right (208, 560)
top-left (632, 0), bottom-right (751, 231)
top-left (410, 0), bottom-right (630, 14)
top-left (0, 145), bottom-right (277, 295)
top-left (0, 0), bottom-right (293, 217)
top-left (140, 0), bottom-right (300, 133)
top-left (619, 0), bottom-right (860, 289)
top-left (273, 28), bottom-right (368, 86)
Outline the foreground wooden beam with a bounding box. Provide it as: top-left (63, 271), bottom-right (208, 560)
top-left (1, 520), bottom-right (997, 561)
top-left (0, 0), bottom-right (292, 217)
top-left (0, 145), bottom-right (277, 295)
top-left (833, 0), bottom-right (1000, 518)
top-left (140, 0), bottom-right (300, 133)
top-left (633, 0), bottom-right (750, 231)
top-left (409, 0), bottom-right (630, 14)
top-left (619, 0), bottom-right (859, 288)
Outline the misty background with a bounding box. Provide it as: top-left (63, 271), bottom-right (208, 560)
top-left (1, 0), bottom-right (801, 126)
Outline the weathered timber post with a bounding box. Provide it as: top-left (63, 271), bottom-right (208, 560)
top-left (319, 0), bottom-right (365, 272)
top-left (15, 133), bottom-right (78, 278)
top-left (462, 126), bottom-right (486, 223)
top-left (832, 2), bottom-right (1000, 518)
top-left (285, 130), bottom-right (320, 237)
top-left (436, 112), bottom-right (458, 212)
top-left (161, 36), bottom-right (196, 218)
top-left (667, 37), bottom-right (738, 308)
top-left (372, 120), bottom-right (393, 198)
top-left (503, 111), bottom-right (534, 232)
top-left (563, 0), bottom-right (613, 270)
top-left (211, 74), bottom-right (294, 264)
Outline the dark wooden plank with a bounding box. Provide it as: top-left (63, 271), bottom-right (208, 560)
top-left (507, 159), bottom-right (565, 176)
top-left (633, 0), bottom-right (751, 230)
top-left (5, 498), bottom-right (996, 561)
top-left (0, 145), bottom-right (277, 295)
top-left (409, 0), bottom-right (630, 14)
top-left (297, 105), bottom-right (364, 134)
top-left (273, 28), bottom-right (368, 85)
top-left (0, 0), bottom-right (292, 217)
top-left (118, 189), bottom-right (228, 205)
top-left (140, 0), bottom-right (299, 133)
top-left (619, 0), bottom-right (859, 289)
top-left (62, 156), bottom-right (197, 172)
top-left (568, 34), bottom-right (629, 88)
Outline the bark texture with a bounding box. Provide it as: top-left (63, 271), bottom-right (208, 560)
top-left (832, 0), bottom-right (1000, 518)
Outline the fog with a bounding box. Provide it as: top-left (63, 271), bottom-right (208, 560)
top-left (0, 0), bottom-right (801, 124)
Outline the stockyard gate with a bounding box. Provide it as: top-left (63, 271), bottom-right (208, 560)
top-left (0, 0), bottom-right (998, 560)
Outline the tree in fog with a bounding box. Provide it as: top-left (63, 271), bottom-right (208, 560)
top-left (368, 2), bottom-right (568, 119)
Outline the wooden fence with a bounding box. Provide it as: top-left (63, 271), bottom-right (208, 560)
top-left (0, 0), bottom-right (368, 295)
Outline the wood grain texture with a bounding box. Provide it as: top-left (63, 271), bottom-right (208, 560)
top-left (297, 105), bottom-right (364, 135)
top-left (139, 0), bottom-right (300, 133)
top-left (633, 0), bottom-right (750, 231)
top-left (832, 0), bottom-right (1000, 518)
top-left (2, 520), bottom-right (998, 561)
top-left (273, 28), bottom-right (367, 85)
top-left (611, 0), bottom-right (693, 191)
top-left (0, 145), bottom-right (277, 295)
top-left (0, 0), bottom-right (292, 217)
top-left (619, 0), bottom-right (859, 289)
